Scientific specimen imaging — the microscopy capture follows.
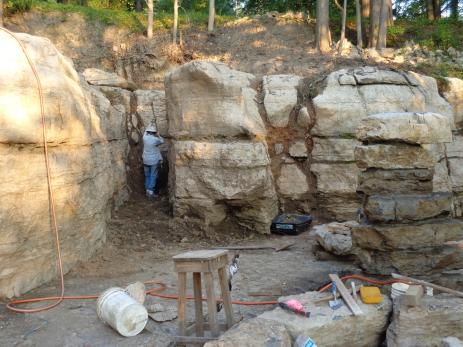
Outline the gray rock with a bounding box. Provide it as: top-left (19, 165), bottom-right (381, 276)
top-left (165, 61), bottom-right (266, 139)
top-left (263, 74), bottom-right (301, 128)
top-left (313, 221), bottom-right (357, 256)
top-left (296, 106), bottom-right (312, 128)
top-left (387, 295), bottom-right (463, 346)
top-left (364, 193), bottom-right (453, 223)
top-left (312, 137), bottom-right (360, 162)
top-left (352, 219), bottom-right (463, 250)
top-left (356, 112), bottom-right (453, 144)
top-left (353, 68), bottom-right (409, 85)
top-left (277, 164), bottom-right (309, 199)
top-left (259, 291), bottom-right (392, 347)
top-left (443, 77), bottom-right (463, 130)
top-left (204, 318), bottom-right (291, 347)
top-left (83, 67), bottom-right (135, 90)
top-left (288, 140), bottom-right (308, 158)
top-left (442, 337), bottom-right (463, 347)
top-left (355, 144), bottom-right (436, 169)
top-left (357, 168), bottom-right (434, 195)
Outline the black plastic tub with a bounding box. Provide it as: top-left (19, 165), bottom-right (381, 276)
top-left (270, 213), bottom-right (313, 235)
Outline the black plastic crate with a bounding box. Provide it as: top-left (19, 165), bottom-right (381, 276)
top-left (270, 213), bottom-right (313, 235)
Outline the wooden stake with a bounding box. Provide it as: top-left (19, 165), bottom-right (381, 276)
top-left (329, 274), bottom-right (363, 315)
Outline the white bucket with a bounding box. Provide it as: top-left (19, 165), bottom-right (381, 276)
top-left (97, 287), bottom-right (148, 337)
top-left (391, 283), bottom-right (409, 299)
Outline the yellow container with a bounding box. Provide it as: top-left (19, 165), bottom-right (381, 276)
top-left (360, 286), bottom-right (382, 304)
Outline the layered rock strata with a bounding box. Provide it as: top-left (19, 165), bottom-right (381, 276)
top-left (352, 112), bottom-right (463, 275)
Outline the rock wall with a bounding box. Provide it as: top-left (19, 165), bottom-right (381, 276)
top-left (165, 62), bottom-right (463, 233)
top-left (352, 112), bottom-right (463, 276)
top-left (0, 32), bottom-right (130, 298)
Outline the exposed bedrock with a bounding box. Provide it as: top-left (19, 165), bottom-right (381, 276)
top-left (0, 32), bottom-right (129, 298)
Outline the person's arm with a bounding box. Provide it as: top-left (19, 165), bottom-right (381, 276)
top-left (155, 135), bottom-right (164, 145)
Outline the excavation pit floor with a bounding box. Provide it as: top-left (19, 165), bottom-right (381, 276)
top-left (0, 194), bottom-right (359, 346)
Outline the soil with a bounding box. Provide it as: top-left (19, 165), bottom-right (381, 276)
top-left (0, 192), bottom-right (360, 346)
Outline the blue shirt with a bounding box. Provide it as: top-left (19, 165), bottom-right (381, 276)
top-left (142, 132), bottom-right (164, 165)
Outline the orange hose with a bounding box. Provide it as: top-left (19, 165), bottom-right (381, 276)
top-left (1, 27), bottom-right (65, 314)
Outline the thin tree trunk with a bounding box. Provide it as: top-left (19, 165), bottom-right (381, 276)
top-left (147, 0), bottom-right (153, 39)
top-left (0, 0), bottom-right (3, 28)
top-left (376, 0), bottom-right (388, 49)
top-left (339, 0), bottom-right (347, 52)
top-left (173, 0), bottom-right (179, 44)
top-left (361, 0), bottom-right (370, 17)
top-left (136, 0), bottom-right (143, 12)
top-left (208, 0), bottom-right (215, 32)
top-left (316, 0), bottom-right (331, 53)
top-left (387, 0), bottom-right (393, 26)
top-left (369, 0), bottom-right (381, 48)
top-left (356, 0), bottom-right (363, 47)
top-left (427, 0), bottom-right (435, 20)
top-left (450, 0), bottom-right (459, 18)
top-left (432, 0), bottom-right (441, 19)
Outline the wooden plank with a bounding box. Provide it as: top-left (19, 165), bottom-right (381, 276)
top-left (213, 243), bottom-right (295, 252)
top-left (192, 272), bottom-right (204, 337)
top-left (177, 272), bottom-right (187, 336)
top-left (204, 272), bottom-right (220, 337)
top-left (329, 274), bottom-right (363, 316)
top-left (174, 256), bottom-right (228, 273)
top-left (173, 249), bottom-right (228, 261)
top-left (173, 336), bottom-right (216, 345)
top-left (218, 266), bottom-right (234, 328)
top-left (391, 273), bottom-right (463, 298)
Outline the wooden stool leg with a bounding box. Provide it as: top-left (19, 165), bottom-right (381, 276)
top-left (218, 266), bottom-right (234, 329)
top-left (204, 272), bottom-right (219, 337)
top-left (192, 272), bottom-right (204, 337)
top-left (177, 272), bottom-right (187, 336)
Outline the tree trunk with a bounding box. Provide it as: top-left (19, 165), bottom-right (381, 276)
top-left (136, 0), bottom-right (143, 12)
top-left (376, 0), bottom-right (388, 49)
top-left (361, 0), bottom-right (370, 17)
top-left (387, 0), bottom-right (393, 26)
top-left (427, 0), bottom-right (435, 20)
top-left (316, 0), bottom-right (331, 53)
top-left (432, 0), bottom-right (441, 19)
top-left (147, 0), bottom-right (153, 39)
top-left (450, 0), bottom-right (459, 18)
top-left (173, 0), bottom-right (179, 44)
top-left (369, 0), bottom-right (381, 48)
top-left (339, 0), bottom-right (347, 52)
top-left (208, 0), bottom-right (215, 32)
top-left (0, 0), bottom-right (3, 28)
top-left (356, 0), bottom-right (363, 47)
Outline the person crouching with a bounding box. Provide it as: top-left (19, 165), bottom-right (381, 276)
top-left (142, 125), bottom-right (164, 199)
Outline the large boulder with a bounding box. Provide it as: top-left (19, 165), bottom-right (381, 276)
top-left (263, 74), bottom-right (300, 128)
top-left (276, 164), bottom-right (309, 199)
top-left (443, 77), bottom-right (463, 130)
top-left (387, 295), bottom-right (463, 346)
top-left (312, 221), bottom-right (357, 256)
top-left (165, 61), bottom-right (266, 139)
top-left (0, 32), bottom-right (128, 297)
top-left (169, 140), bottom-right (278, 233)
top-left (259, 291), bottom-right (392, 347)
top-left (356, 112), bottom-right (453, 144)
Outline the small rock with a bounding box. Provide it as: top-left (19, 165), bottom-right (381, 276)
top-left (296, 106), bottom-right (312, 128)
top-left (442, 337), bottom-right (463, 347)
top-left (274, 143), bottom-right (284, 155)
top-left (312, 221), bottom-right (357, 256)
top-left (148, 309), bottom-right (178, 322)
top-left (289, 141), bottom-right (308, 158)
top-left (125, 281), bottom-right (146, 304)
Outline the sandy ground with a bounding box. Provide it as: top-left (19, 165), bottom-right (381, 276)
top-left (0, 193), bottom-right (359, 346)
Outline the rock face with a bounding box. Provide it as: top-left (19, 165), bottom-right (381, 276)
top-left (259, 292), bottom-right (392, 347)
top-left (165, 61), bottom-right (266, 139)
top-left (352, 112), bottom-right (462, 276)
top-left (0, 32), bottom-right (129, 298)
top-left (83, 67), bottom-right (136, 90)
top-left (263, 75), bottom-right (300, 127)
top-left (276, 164), bottom-right (309, 199)
top-left (443, 77), bottom-right (463, 130)
top-left (204, 318), bottom-right (291, 347)
top-left (310, 67), bottom-right (455, 220)
top-left (166, 62), bottom-right (277, 233)
top-left (387, 295), bottom-right (463, 347)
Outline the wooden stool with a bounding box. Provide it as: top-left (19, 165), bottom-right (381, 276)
top-left (173, 250), bottom-right (234, 341)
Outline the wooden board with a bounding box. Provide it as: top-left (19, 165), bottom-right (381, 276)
top-left (173, 249), bottom-right (228, 262)
top-left (329, 274), bottom-right (363, 316)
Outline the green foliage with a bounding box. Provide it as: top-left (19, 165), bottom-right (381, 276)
top-left (389, 18), bottom-right (463, 51)
top-left (5, 0), bottom-right (34, 13)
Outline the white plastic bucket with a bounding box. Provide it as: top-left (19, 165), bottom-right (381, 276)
top-left (391, 283), bottom-right (409, 299)
top-left (97, 287), bottom-right (148, 337)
